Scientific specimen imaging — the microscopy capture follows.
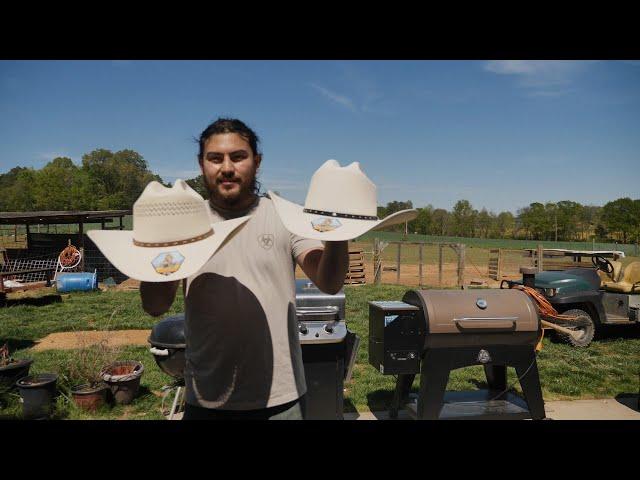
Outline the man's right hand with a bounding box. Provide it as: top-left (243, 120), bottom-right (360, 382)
top-left (140, 280), bottom-right (180, 317)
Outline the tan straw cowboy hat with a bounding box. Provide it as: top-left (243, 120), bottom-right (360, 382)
top-left (269, 159), bottom-right (417, 241)
top-left (88, 180), bottom-right (250, 282)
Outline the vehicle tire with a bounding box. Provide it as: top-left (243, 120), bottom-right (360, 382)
top-left (555, 308), bottom-right (595, 348)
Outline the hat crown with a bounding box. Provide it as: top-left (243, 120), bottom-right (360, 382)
top-left (133, 180), bottom-right (211, 243)
top-left (304, 159), bottom-right (377, 217)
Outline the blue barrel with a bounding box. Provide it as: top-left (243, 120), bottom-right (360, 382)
top-left (56, 271), bottom-right (98, 293)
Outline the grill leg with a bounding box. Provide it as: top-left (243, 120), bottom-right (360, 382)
top-left (169, 386), bottom-right (182, 420)
top-left (514, 350), bottom-right (546, 420)
top-left (390, 374), bottom-right (415, 419)
top-left (484, 364), bottom-right (507, 397)
top-left (416, 351), bottom-right (450, 420)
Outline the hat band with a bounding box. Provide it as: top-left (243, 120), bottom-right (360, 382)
top-left (132, 228), bottom-right (214, 247)
top-left (303, 208), bottom-right (378, 221)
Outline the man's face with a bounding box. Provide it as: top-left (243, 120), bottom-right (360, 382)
top-left (200, 132), bottom-right (261, 208)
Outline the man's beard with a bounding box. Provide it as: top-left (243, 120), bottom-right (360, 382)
top-left (204, 170), bottom-right (258, 208)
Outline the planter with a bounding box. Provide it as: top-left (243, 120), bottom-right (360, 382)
top-left (0, 358), bottom-right (33, 390)
top-left (16, 373), bottom-right (58, 419)
top-left (100, 361), bottom-right (144, 405)
top-left (71, 382), bottom-right (109, 412)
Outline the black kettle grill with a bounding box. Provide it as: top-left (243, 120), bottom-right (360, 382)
top-left (148, 314), bottom-right (186, 381)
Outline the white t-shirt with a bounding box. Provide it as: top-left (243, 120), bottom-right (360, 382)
top-left (184, 195), bottom-right (323, 410)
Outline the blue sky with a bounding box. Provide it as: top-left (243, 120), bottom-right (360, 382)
top-left (1, 60), bottom-right (638, 213)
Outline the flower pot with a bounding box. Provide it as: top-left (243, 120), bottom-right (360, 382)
top-left (0, 358), bottom-right (33, 390)
top-left (71, 382), bottom-right (109, 412)
top-left (100, 361), bottom-right (144, 405)
top-left (16, 373), bottom-right (58, 419)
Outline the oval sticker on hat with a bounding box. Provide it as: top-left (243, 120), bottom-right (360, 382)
top-left (311, 217), bottom-right (342, 232)
top-left (152, 251), bottom-right (185, 276)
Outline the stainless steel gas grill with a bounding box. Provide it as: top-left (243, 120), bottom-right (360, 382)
top-left (296, 279), bottom-right (360, 420)
top-left (148, 281), bottom-right (359, 420)
top-left (369, 288), bottom-right (546, 420)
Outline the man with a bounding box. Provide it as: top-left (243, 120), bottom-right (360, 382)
top-left (140, 118), bottom-right (349, 420)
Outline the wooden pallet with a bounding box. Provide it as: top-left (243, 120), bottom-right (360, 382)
top-left (345, 249), bottom-right (366, 285)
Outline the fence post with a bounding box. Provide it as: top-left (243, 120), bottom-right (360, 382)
top-left (373, 238), bottom-right (381, 285)
top-left (537, 244), bottom-right (544, 272)
top-left (418, 243), bottom-right (423, 288)
top-left (457, 243), bottom-right (466, 288)
top-left (497, 248), bottom-right (503, 279)
top-left (396, 242), bottom-right (401, 284)
top-left (438, 243), bottom-right (443, 287)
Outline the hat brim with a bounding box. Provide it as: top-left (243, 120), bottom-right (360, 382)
top-left (87, 216), bottom-right (250, 282)
top-left (269, 191), bottom-right (418, 241)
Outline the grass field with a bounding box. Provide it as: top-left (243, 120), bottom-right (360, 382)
top-left (1, 284), bottom-right (638, 419)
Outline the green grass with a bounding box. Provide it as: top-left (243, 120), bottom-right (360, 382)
top-left (1, 284), bottom-right (639, 418)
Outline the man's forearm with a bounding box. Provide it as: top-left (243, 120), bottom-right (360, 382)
top-left (314, 241), bottom-right (349, 294)
top-left (140, 280), bottom-right (180, 317)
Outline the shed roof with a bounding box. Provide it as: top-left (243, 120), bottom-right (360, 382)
top-left (0, 210), bottom-right (130, 225)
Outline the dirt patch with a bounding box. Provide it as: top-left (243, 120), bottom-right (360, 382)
top-left (32, 330), bottom-right (151, 351)
top-left (113, 278), bottom-right (140, 291)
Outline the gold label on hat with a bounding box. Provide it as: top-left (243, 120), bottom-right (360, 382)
top-left (151, 251), bottom-right (185, 276)
top-left (311, 217), bottom-right (342, 232)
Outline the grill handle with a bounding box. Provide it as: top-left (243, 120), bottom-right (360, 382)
top-left (149, 347), bottom-right (170, 356)
top-left (453, 316), bottom-right (518, 331)
top-left (296, 307), bottom-right (339, 316)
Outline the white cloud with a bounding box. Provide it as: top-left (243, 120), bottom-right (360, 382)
top-left (484, 60), bottom-right (593, 92)
top-left (309, 83), bottom-right (357, 112)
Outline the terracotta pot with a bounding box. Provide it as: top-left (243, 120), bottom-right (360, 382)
top-left (71, 382), bottom-right (109, 412)
top-left (100, 361), bottom-right (144, 405)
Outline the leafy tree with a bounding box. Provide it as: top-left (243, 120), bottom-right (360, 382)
top-left (431, 208), bottom-right (450, 236)
top-left (452, 200), bottom-right (475, 237)
top-left (185, 174), bottom-right (208, 198)
top-left (602, 197), bottom-right (639, 243)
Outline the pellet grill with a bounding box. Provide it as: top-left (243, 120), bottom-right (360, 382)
top-left (369, 288), bottom-right (546, 420)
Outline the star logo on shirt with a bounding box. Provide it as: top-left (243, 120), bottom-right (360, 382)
top-left (258, 233), bottom-right (274, 250)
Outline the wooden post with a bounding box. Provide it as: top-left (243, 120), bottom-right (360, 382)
top-left (396, 242), bottom-right (401, 284)
top-left (497, 248), bottom-right (503, 279)
top-left (537, 244), bottom-right (544, 272)
top-left (418, 243), bottom-right (423, 288)
top-left (119, 216), bottom-right (124, 231)
top-left (26, 224), bottom-right (31, 250)
top-left (79, 222), bottom-right (84, 250)
top-left (457, 243), bottom-right (466, 288)
top-left (373, 238), bottom-right (381, 285)
top-left (438, 243), bottom-right (443, 287)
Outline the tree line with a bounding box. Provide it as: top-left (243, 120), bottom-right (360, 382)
top-left (0, 150), bottom-right (163, 211)
top-left (380, 198), bottom-right (640, 244)
top-left (1, 152), bottom-right (638, 244)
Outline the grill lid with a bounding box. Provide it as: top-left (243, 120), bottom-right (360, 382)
top-left (295, 279), bottom-right (345, 320)
top-left (148, 314), bottom-right (186, 349)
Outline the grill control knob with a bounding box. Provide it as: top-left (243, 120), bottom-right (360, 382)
top-left (323, 324), bottom-right (334, 334)
top-left (299, 324), bottom-right (308, 335)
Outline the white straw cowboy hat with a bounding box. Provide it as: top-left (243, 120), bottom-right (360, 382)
top-left (87, 180), bottom-right (250, 282)
top-left (269, 159), bottom-right (418, 241)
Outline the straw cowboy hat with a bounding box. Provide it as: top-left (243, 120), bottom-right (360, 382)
top-left (87, 180), bottom-right (250, 282)
top-left (269, 159), bottom-right (418, 241)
